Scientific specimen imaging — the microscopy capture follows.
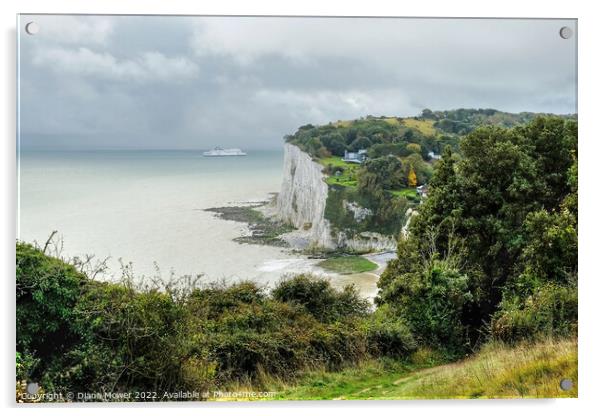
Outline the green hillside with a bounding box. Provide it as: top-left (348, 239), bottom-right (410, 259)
top-left (285, 109), bottom-right (575, 239)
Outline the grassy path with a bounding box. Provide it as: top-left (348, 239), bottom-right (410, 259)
top-left (273, 337), bottom-right (577, 400)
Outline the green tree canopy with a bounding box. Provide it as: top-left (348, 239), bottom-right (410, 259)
top-left (378, 117), bottom-right (578, 348)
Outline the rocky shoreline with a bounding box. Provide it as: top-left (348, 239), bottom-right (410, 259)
top-left (204, 199), bottom-right (294, 248)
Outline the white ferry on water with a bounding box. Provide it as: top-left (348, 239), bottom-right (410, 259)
top-left (202, 147), bottom-right (247, 157)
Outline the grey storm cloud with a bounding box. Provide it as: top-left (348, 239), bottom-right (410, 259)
top-left (18, 15), bottom-right (577, 150)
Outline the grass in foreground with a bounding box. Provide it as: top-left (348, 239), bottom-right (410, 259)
top-left (317, 255), bottom-right (378, 274)
top-left (273, 337), bottom-right (577, 400)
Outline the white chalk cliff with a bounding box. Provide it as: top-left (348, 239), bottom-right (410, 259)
top-left (276, 144), bottom-right (396, 251)
top-left (276, 143), bottom-right (334, 248)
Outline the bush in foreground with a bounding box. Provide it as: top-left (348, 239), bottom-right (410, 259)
top-left (491, 281), bottom-right (577, 342)
top-left (16, 243), bottom-right (412, 400)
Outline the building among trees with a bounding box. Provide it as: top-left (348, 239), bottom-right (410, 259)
top-left (428, 151), bottom-right (442, 160)
top-left (343, 149), bottom-right (367, 164)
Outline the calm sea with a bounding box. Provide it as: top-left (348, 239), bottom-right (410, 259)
top-left (18, 149), bottom-right (305, 283)
top-left (18, 148), bottom-right (380, 296)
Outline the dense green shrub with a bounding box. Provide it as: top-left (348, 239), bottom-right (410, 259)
top-left (71, 281), bottom-right (197, 393)
top-left (16, 351), bottom-right (39, 382)
top-left (365, 305), bottom-right (417, 358)
top-left (16, 243), bottom-right (86, 367)
top-left (186, 283), bottom-right (320, 379)
top-left (271, 274), bottom-right (370, 323)
top-left (187, 284), bottom-right (371, 380)
top-left (379, 258), bottom-right (472, 353)
top-left (519, 209), bottom-right (577, 284)
top-left (200, 306), bottom-right (314, 379)
top-left (491, 282), bottom-right (577, 342)
top-left (307, 320), bottom-right (369, 369)
top-left (186, 280), bottom-right (267, 319)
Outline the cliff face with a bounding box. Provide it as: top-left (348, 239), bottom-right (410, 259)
top-left (276, 143), bottom-right (335, 248)
top-left (276, 144), bottom-right (396, 251)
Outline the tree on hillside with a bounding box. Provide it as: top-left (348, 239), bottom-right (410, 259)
top-left (401, 153), bottom-right (433, 186)
top-left (349, 136), bottom-right (372, 152)
top-left (321, 133), bottom-right (347, 156)
top-left (407, 166), bottom-right (417, 187)
top-left (359, 156), bottom-right (404, 191)
top-left (406, 143), bottom-right (422, 155)
top-left (306, 137), bottom-right (330, 158)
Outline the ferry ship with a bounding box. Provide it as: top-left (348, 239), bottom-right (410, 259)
top-left (202, 147), bottom-right (247, 157)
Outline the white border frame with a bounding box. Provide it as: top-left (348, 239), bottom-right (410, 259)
top-left (2, 1), bottom-right (600, 415)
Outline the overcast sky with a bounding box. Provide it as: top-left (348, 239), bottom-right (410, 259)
top-left (18, 15), bottom-right (577, 150)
